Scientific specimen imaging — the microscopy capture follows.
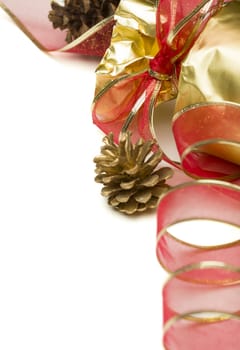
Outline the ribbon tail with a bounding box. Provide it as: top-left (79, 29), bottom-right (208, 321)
top-left (0, 1), bottom-right (48, 51)
top-left (0, 0), bottom-right (115, 55)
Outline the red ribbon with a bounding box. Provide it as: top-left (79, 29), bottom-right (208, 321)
top-left (173, 102), bottom-right (240, 180)
top-left (0, 0), bottom-right (115, 56)
top-left (156, 180), bottom-right (240, 349)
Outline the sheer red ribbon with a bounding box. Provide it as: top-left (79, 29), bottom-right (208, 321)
top-left (0, 0), bottom-right (115, 56)
top-left (156, 180), bottom-right (240, 349)
top-left (173, 102), bottom-right (240, 180)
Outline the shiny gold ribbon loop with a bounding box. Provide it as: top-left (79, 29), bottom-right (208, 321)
top-left (148, 69), bottom-right (172, 81)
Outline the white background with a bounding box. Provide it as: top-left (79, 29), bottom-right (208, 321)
top-left (0, 9), bottom-right (166, 350)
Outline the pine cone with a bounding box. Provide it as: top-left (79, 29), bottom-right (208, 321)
top-left (48, 0), bottom-right (119, 43)
top-left (94, 132), bottom-right (174, 215)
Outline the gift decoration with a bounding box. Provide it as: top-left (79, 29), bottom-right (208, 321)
top-left (1, 0), bottom-right (240, 349)
top-left (93, 132), bottom-right (173, 214)
top-left (0, 0), bottom-right (118, 55)
top-left (92, 0), bottom-right (240, 348)
top-left (92, 0), bottom-right (240, 180)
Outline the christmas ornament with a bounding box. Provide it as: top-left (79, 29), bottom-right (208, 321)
top-left (1, 1), bottom-right (240, 349)
top-left (94, 132), bottom-right (173, 214)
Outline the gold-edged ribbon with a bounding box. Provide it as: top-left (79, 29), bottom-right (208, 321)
top-left (156, 180), bottom-right (240, 349)
top-left (170, 1), bottom-right (240, 180)
top-left (0, 0), bottom-right (115, 56)
top-left (172, 101), bottom-right (240, 181)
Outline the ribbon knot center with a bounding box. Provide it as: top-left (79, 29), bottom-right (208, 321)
top-left (149, 51), bottom-right (174, 80)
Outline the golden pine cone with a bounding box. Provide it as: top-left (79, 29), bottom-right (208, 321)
top-left (93, 132), bottom-right (174, 215)
top-left (48, 0), bottom-right (119, 43)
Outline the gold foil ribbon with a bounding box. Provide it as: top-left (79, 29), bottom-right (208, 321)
top-left (170, 1), bottom-right (240, 178)
top-left (93, 0), bottom-right (238, 180)
top-left (175, 1), bottom-right (240, 112)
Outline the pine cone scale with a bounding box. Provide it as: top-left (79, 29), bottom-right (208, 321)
top-left (125, 164), bottom-right (140, 176)
top-left (134, 190), bottom-right (152, 204)
top-left (151, 185), bottom-right (169, 197)
top-left (101, 185), bottom-right (119, 197)
top-left (154, 167), bottom-right (174, 181)
top-left (119, 198), bottom-right (138, 215)
top-left (115, 190), bottom-right (135, 203)
top-left (95, 173), bottom-right (126, 184)
top-left (145, 197), bottom-right (159, 209)
top-left (136, 140), bottom-right (153, 164)
top-left (143, 150), bottom-right (163, 169)
top-left (141, 173), bottom-right (161, 187)
top-left (109, 196), bottom-right (120, 207)
top-left (120, 179), bottom-right (137, 190)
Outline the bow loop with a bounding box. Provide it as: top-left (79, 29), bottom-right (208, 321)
top-left (92, 0), bottom-right (226, 174)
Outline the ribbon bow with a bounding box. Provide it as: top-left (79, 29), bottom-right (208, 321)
top-left (93, 0), bottom-right (240, 180)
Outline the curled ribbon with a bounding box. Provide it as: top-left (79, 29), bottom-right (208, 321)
top-left (156, 180), bottom-right (240, 349)
top-left (92, 0), bottom-right (240, 180)
top-left (0, 0), bottom-right (115, 56)
top-left (173, 101), bottom-right (240, 180)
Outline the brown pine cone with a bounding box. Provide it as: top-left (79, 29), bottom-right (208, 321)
top-left (93, 132), bottom-right (174, 215)
top-left (48, 0), bottom-right (119, 43)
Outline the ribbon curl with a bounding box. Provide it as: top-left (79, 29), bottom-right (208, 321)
top-left (173, 101), bottom-right (240, 180)
top-left (156, 180), bottom-right (240, 349)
